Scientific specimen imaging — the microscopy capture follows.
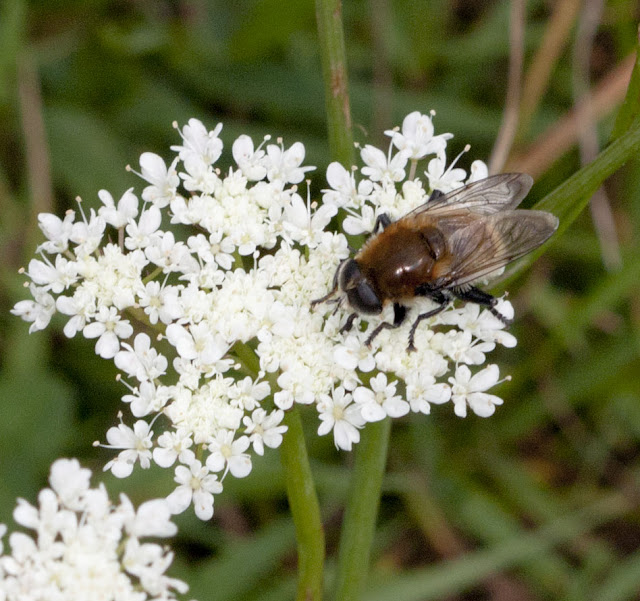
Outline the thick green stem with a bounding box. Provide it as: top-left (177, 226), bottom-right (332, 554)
top-left (280, 407), bottom-right (325, 601)
top-left (315, 3), bottom-right (392, 598)
top-left (333, 418), bottom-right (392, 601)
top-left (315, 1), bottom-right (394, 598)
top-left (315, 0), bottom-right (355, 167)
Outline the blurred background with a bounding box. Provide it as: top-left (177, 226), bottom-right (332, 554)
top-left (1, 1), bottom-right (640, 600)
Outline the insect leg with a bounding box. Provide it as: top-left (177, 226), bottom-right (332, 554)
top-left (364, 303), bottom-right (407, 347)
top-left (452, 286), bottom-right (512, 326)
top-left (428, 189), bottom-right (445, 202)
top-left (407, 303), bottom-right (448, 352)
top-left (340, 312), bottom-right (358, 334)
top-left (373, 213), bottom-right (392, 233)
top-left (407, 288), bottom-right (450, 351)
top-left (311, 259), bottom-right (347, 308)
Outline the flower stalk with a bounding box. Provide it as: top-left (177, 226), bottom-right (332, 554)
top-left (315, 0), bottom-right (355, 167)
top-left (280, 407), bottom-right (325, 601)
top-left (333, 417), bottom-right (392, 601)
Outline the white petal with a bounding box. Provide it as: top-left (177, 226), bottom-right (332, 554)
top-left (469, 364), bottom-right (500, 392)
top-left (228, 455), bottom-right (252, 478)
top-left (166, 486), bottom-right (192, 514)
top-left (361, 403), bottom-right (386, 422)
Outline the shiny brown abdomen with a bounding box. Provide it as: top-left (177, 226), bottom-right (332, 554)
top-left (356, 222), bottom-right (451, 302)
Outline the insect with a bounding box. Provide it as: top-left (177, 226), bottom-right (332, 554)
top-left (312, 173), bottom-right (559, 352)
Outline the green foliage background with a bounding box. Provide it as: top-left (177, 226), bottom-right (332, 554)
top-left (1, 1), bottom-right (640, 600)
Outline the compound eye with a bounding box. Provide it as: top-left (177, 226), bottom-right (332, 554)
top-left (338, 259), bottom-right (361, 290)
top-left (348, 281), bottom-right (382, 315)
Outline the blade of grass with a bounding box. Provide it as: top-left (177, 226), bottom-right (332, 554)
top-left (592, 548), bottom-right (640, 601)
top-left (610, 25), bottom-right (640, 141)
top-left (500, 117), bottom-right (640, 286)
top-left (364, 491), bottom-right (630, 601)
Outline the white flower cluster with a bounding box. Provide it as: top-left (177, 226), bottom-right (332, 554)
top-left (12, 112), bottom-right (516, 520)
top-left (0, 459), bottom-right (191, 601)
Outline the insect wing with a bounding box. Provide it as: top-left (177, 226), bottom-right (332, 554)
top-left (407, 173), bottom-right (534, 219)
top-left (438, 210), bottom-right (559, 289)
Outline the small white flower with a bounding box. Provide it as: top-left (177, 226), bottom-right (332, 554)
top-left (48, 458), bottom-right (92, 510)
top-left (98, 188), bottom-right (139, 228)
top-left (124, 205), bottom-right (162, 250)
top-left (83, 306), bottom-right (133, 359)
top-left (242, 409), bottom-right (287, 455)
top-left (449, 364), bottom-right (504, 418)
top-left (56, 291), bottom-right (94, 338)
top-left (264, 140), bottom-right (315, 185)
top-left (102, 419), bottom-right (153, 478)
top-left (11, 284), bottom-right (55, 333)
top-left (122, 381), bottom-right (171, 417)
top-left (127, 498), bottom-right (177, 538)
top-left (231, 134), bottom-right (267, 180)
top-left (137, 280), bottom-right (183, 325)
top-left (282, 193), bottom-right (337, 247)
top-left (37, 210), bottom-right (76, 254)
top-left (172, 118), bottom-right (223, 165)
top-left (153, 429), bottom-right (194, 468)
top-left (343, 204), bottom-right (376, 236)
top-left (353, 374), bottom-right (409, 422)
top-left (317, 387), bottom-right (365, 451)
top-left (425, 154), bottom-right (467, 193)
top-left (145, 230), bottom-right (199, 273)
top-left (385, 111), bottom-right (452, 159)
top-left (26, 254), bottom-right (77, 294)
top-left (322, 162), bottom-right (372, 209)
top-left (70, 208), bottom-right (106, 256)
top-left (115, 333), bottom-right (168, 382)
top-left (406, 372), bottom-right (451, 414)
top-left (138, 152), bottom-right (179, 208)
top-left (166, 459), bottom-right (223, 520)
top-left (360, 144), bottom-right (410, 182)
top-left (228, 376), bottom-right (271, 412)
top-left (333, 334), bottom-right (376, 373)
top-left (206, 431), bottom-right (252, 478)
top-left (468, 159), bottom-right (489, 182)
top-left (166, 323), bottom-right (230, 370)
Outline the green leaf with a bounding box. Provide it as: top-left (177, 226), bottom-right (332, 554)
top-left (45, 103), bottom-right (132, 201)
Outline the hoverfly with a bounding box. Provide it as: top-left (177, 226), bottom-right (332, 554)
top-left (312, 173), bottom-right (558, 351)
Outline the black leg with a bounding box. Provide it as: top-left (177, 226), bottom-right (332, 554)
top-left (311, 285), bottom-right (338, 308)
top-left (373, 213), bottom-right (392, 233)
top-left (407, 303), bottom-right (448, 352)
top-left (452, 286), bottom-right (512, 325)
top-left (340, 312), bottom-right (358, 334)
top-left (365, 303), bottom-right (407, 347)
top-left (428, 189), bottom-right (445, 202)
top-left (311, 259), bottom-right (347, 308)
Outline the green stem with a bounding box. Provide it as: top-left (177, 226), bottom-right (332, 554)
top-left (316, 0), bottom-right (391, 601)
top-left (333, 418), bottom-right (392, 601)
top-left (280, 407), bottom-right (325, 601)
top-left (315, 2), bottom-right (392, 598)
top-left (315, 0), bottom-right (355, 167)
